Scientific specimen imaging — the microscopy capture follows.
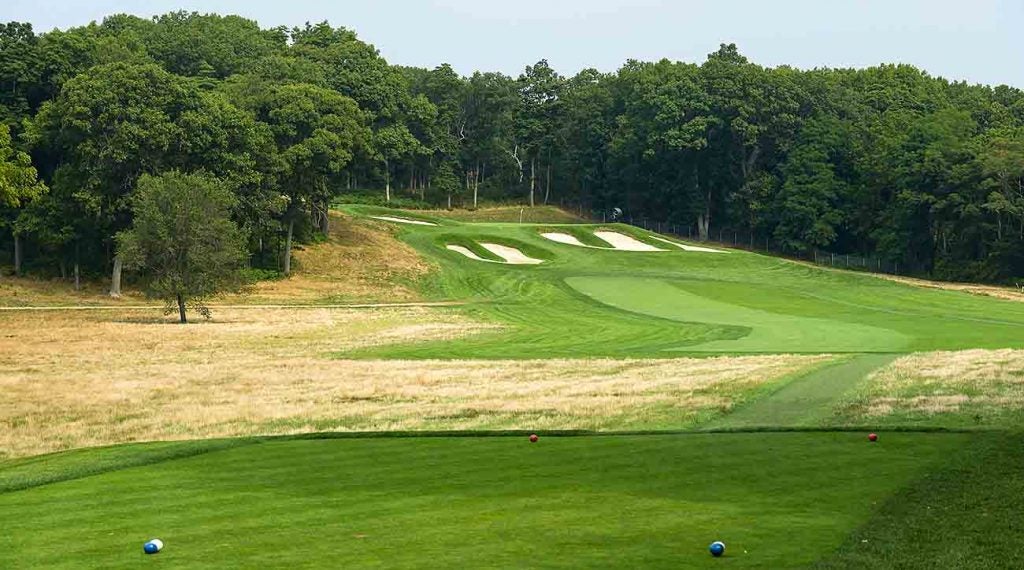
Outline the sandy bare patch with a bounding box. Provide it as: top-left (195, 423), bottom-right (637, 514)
top-left (0, 307), bottom-right (824, 458)
top-left (649, 235), bottom-right (726, 253)
top-left (479, 243), bottom-right (544, 265)
top-left (593, 231), bottom-right (666, 252)
top-left (370, 215), bottom-right (437, 226)
top-left (446, 245), bottom-right (499, 263)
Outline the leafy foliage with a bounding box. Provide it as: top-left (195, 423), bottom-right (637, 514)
top-left (116, 171), bottom-right (248, 322)
top-left (4, 14), bottom-right (1024, 283)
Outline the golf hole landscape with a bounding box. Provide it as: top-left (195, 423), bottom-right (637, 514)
top-left (4, 205), bottom-right (1024, 568)
top-left (4, 6), bottom-right (1024, 569)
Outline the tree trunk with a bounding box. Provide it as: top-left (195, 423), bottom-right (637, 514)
top-left (384, 159), bottom-right (391, 202)
top-left (544, 163), bottom-right (551, 205)
top-left (473, 165), bottom-right (479, 209)
top-left (177, 293), bottom-right (187, 324)
top-left (283, 218), bottom-right (295, 276)
top-left (447, 192), bottom-right (452, 210)
top-left (109, 256), bottom-right (122, 297)
top-left (59, 258), bottom-right (67, 280)
top-left (319, 202), bottom-right (330, 234)
top-left (13, 233), bottom-right (22, 276)
top-left (74, 241), bottom-right (80, 291)
top-left (697, 212), bottom-right (710, 242)
top-left (529, 157), bottom-right (536, 207)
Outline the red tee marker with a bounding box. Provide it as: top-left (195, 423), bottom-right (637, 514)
top-left (868, 433), bottom-right (878, 442)
top-left (529, 434), bottom-right (539, 443)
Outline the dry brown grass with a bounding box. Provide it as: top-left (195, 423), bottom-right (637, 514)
top-left (243, 212), bottom-right (432, 304)
top-left (859, 349), bottom-right (1024, 417)
top-left (0, 212), bottom-right (432, 307)
top-left (0, 307), bottom-right (823, 458)
top-left (869, 274), bottom-right (1024, 303)
top-left (0, 275), bottom-right (149, 307)
top-left (786, 257), bottom-right (1024, 303)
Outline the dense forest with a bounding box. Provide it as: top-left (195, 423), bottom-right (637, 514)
top-left (2, 12), bottom-right (1024, 287)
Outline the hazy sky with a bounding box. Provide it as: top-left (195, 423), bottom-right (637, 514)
top-left (5, 0), bottom-right (1023, 87)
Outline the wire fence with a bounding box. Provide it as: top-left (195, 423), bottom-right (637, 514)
top-left (617, 216), bottom-right (902, 276)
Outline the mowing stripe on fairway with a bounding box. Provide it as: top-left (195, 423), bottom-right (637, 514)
top-left (0, 433), bottom-right (970, 569)
top-left (814, 433), bottom-right (1024, 569)
top-left (709, 353), bottom-right (899, 429)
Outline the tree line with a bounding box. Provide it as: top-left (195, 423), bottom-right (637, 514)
top-left (2, 11), bottom-right (1024, 287)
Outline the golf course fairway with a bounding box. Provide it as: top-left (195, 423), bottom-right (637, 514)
top-left (346, 206), bottom-right (1024, 359)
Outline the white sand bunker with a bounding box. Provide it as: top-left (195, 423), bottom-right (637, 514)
top-left (541, 232), bottom-right (598, 248)
top-left (370, 215), bottom-right (437, 226)
top-left (593, 231), bottom-right (666, 252)
top-left (446, 245), bottom-right (497, 262)
top-left (649, 235), bottom-right (726, 253)
top-left (541, 231), bottom-right (664, 252)
top-left (447, 244), bottom-right (544, 265)
top-left (480, 243), bottom-right (544, 264)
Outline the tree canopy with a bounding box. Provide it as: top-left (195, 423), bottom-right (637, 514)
top-left (3, 14), bottom-right (1024, 284)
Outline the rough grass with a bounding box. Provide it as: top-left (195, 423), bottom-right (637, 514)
top-left (870, 272), bottom-right (1024, 303)
top-left (222, 212), bottom-right (433, 304)
top-left (0, 275), bottom-right (149, 307)
top-left (832, 349), bottom-right (1024, 428)
top-left (0, 307), bottom-right (826, 458)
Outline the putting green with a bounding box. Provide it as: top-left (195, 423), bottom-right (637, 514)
top-left (0, 433), bottom-right (968, 568)
top-left (566, 277), bottom-right (908, 353)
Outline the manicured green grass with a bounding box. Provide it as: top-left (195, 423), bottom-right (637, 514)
top-left (0, 432), bottom-right (971, 569)
top-left (0, 439), bottom-right (254, 494)
top-left (815, 432), bottom-right (1024, 569)
top-left (341, 205), bottom-right (1024, 359)
top-left (710, 354), bottom-right (898, 429)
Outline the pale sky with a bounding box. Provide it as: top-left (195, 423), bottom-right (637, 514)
top-left (5, 0), bottom-right (1023, 87)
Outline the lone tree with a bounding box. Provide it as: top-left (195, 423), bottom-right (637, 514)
top-left (117, 171), bottom-right (248, 323)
